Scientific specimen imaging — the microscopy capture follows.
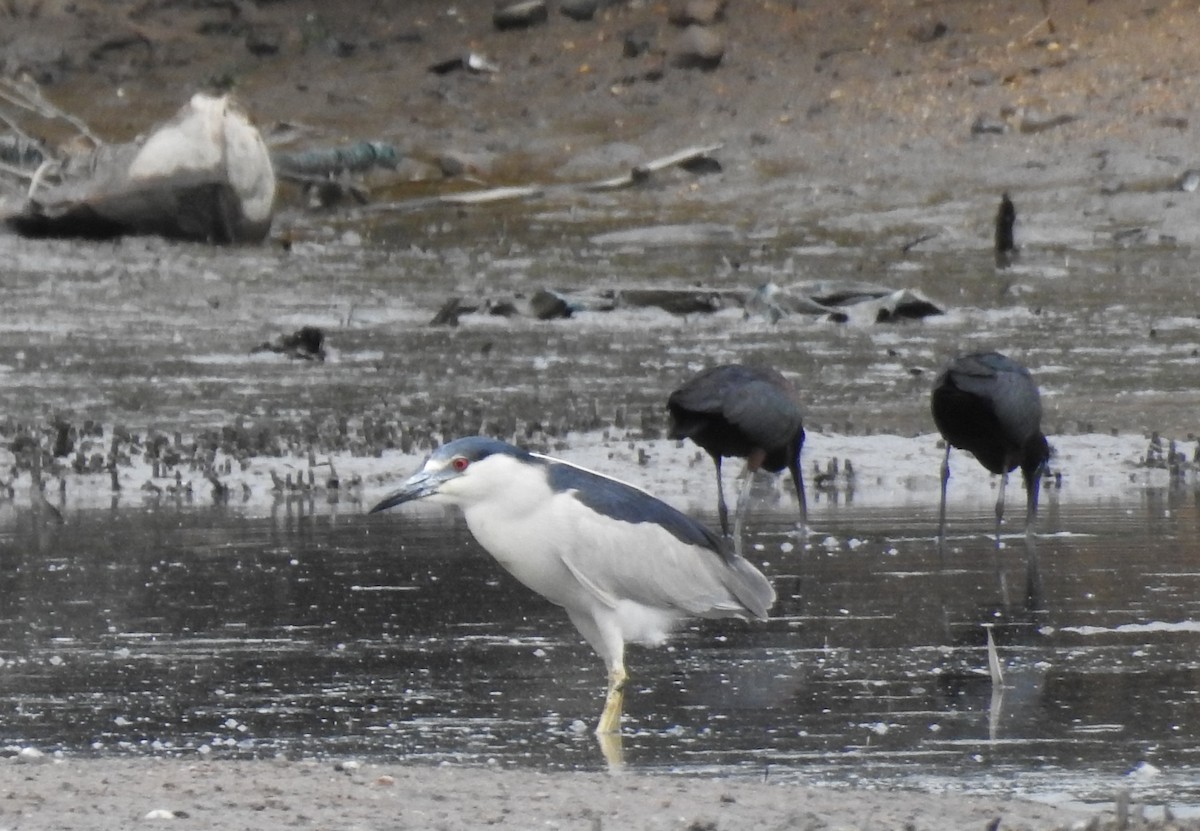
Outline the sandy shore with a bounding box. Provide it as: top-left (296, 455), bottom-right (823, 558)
top-left (0, 755), bottom-right (1107, 831)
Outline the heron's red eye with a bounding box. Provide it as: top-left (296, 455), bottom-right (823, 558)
top-left (452, 456), bottom-right (469, 472)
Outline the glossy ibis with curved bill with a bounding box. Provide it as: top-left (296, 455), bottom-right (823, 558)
top-left (930, 351), bottom-right (1050, 542)
top-left (667, 364), bottom-right (807, 550)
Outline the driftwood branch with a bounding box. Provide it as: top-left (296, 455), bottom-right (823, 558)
top-left (361, 143), bottom-right (723, 214)
top-left (0, 77), bottom-right (103, 146)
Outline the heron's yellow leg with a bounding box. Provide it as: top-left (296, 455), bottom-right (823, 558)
top-left (596, 730), bottom-right (624, 770)
top-left (595, 665), bottom-right (627, 735)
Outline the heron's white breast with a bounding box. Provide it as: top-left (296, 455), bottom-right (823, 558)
top-left (461, 491), bottom-right (595, 610)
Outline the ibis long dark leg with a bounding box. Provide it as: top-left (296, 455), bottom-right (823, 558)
top-left (730, 448), bottom-right (769, 558)
top-left (1023, 462), bottom-right (1044, 538)
top-left (712, 456), bottom-right (730, 537)
top-left (937, 444), bottom-right (952, 544)
top-left (788, 458), bottom-right (808, 535)
top-left (994, 471), bottom-right (1008, 548)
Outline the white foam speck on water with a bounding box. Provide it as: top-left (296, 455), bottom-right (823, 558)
top-left (1062, 621), bottom-right (1200, 636)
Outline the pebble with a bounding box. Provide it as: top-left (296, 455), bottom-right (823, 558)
top-left (1176, 169), bottom-right (1200, 192)
top-left (560, 0), bottom-right (598, 21)
top-left (673, 24), bottom-right (724, 70)
top-left (1017, 108), bottom-right (1079, 134)
top-left (667, 0), bottom-right (725, 26)
top-left (144, 809), bottom-right (179, 820)
top-left (15, 747), bottom-right (47, 764)
top-left (622, 23), bottom-right (659, 59)
top-left (493, 0), bottom-right (547, 30)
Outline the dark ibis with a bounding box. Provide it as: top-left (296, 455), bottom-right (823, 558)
top-left (667, 364), bottom-right (807, 548)
top-left (930, 351), bottom-right (1050, 541)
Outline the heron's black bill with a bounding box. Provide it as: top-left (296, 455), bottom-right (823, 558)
top-left (368, 471), bottom-right (439, 513)
top-left (368, 493), bottom-right (408, 514)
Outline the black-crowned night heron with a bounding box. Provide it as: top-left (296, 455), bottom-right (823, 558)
top-left (368, 436), bottom-right (776, 738)
top-left (667, 364), bottom-right (807, 548)
top-left (930, 351), bottom-right (1050, 540)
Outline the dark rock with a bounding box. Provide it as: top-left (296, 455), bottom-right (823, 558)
top-left (530, 289), bottom-right (574, 320)
top-left (560, 0), bottom-right (599, 21)
top-left (673, 25), bottom-right (724, 70)
top-left (245, 24), bottom-right (283, 57)
top-left (622, 24), bottom-right (659, 58)
top-left (486, 298), bottom-right (520, 317)
top-left (435, 150), bottom-right (496, 178)
top-left (617, 288), bottom-right (724, 315)
top-left (1018, 109), bottom-right (1079, 134)
top-left (679, 155), bottom-right (722, 175)
top-left (494, 0), bottom-right (548, 30)
top-left (966, 69), bottom-right (997, 86)
top-left (324, 37), bottom-right (357, 58)
top-left (431, 298), bottom-right (467, 326)
top-left (253, 326), bottom-right (327, 360)
top-left (667, 0), bottom-right (725, 26)
top-left (909, 21), bottom-right (948, 43)
top-left (970, 114), bottom-right (1007, 135)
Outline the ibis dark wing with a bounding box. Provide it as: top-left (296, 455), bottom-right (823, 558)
top-left (945, 352), bottom-right (1042, 447)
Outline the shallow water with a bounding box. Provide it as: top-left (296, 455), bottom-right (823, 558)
top-left (2, 195), bottom-right (1200, 810)
top-left (2, 492), bottom-right (1199, 811)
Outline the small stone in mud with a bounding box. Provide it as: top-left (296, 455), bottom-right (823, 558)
top-left (435, 150), bottom-right (496, 179)
top-left (966, 69), bottom-right (997, 86)
top-left (494, 0), bottom-right (548, 30)
top-left (431, 297), bottom-right (467, 326)
top-left (1017, 108), bottom-right (1079, 134)
top-left (560, 0), bottom-right (598, 22)
top-left (253, 326), bottom-right (327, 361)
top-left (667, 0), bottom-right (726, 26)
top-left (970, 114), bottom-right (1007, 135)
top-left (1176, 169), bottom-right (1200, 193)
top-left (530, 289), bottom-right (573, 320)
top-left (245, 24), bottom-right (283, 57)
top-left (486, 298), bottom-right (520, 317)
top-left (909, 20), bottom-right (948, 43)
top-left (673, 25), bottom-right (724, 70)
top-left (623, 24), bottom-right (659, 58)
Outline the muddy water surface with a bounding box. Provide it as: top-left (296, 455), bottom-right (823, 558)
top-left (1, 197), bottom-right (1199, 810)
top-left (2, 197), bottom-right (1198, 442)
top-left (1, 495), bottom-right (1199, 812)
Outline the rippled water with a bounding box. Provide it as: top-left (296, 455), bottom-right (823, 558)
top-left (2, 492), bottom-right (1198, 811)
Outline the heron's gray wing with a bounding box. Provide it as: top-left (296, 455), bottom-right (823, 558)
top-left (544, 460), bottom-right (774, 619)
top-left (553, 501), bottom-right (775, 621)
top-left (546, 459), bottom-right (723, 552)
